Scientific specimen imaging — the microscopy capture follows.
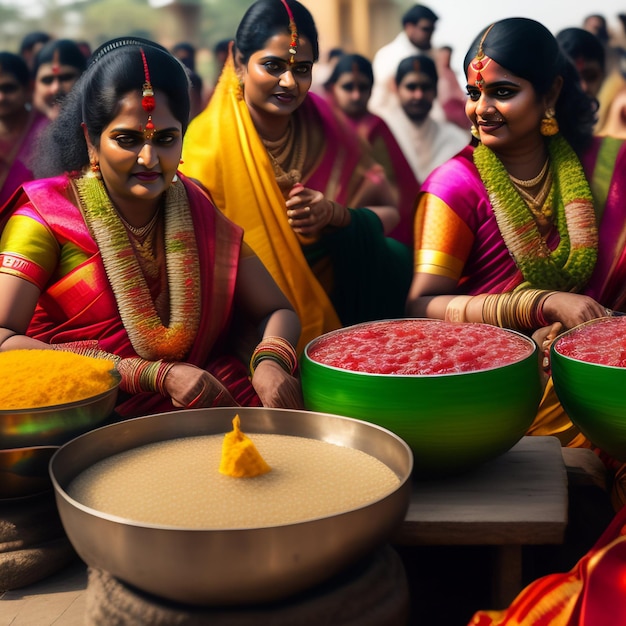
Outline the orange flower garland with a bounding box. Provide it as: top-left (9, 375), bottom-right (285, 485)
top-left (74, 175), bottom-right (201, 361)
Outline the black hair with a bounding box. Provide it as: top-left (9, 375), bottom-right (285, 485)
top-left (327, 47), bottom-right (344, 61)
top-left (213, 39), bottom-right (232, 55)
top-left (583, 14), bottom-right (610, 44)
top-left (556, 27), bottom-right (605, 69)
top-left (323, 54), bottom-right (373, 90)
top-left (402, 4), bottom-right (438, 26)
top-left (34, 37), bottom-right (190, 178)
top-left (19, 31), bottom-right (51, 56)
top-left (0, 52), bottom-right (31, 86)
top-left (32, 39), bottom-right (87, 78)
top-left (172, 41), bottom-right (196, 71)
top-left (234, 0), bottom-right (319, 64)
top-left (395, 54), bottom-right (438, 87)
top-left (463, 18), bottom-right (597, 154)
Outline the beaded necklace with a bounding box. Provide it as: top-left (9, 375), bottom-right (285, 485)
top-left (473, 135), bottom-right (598, 291)
top-left (74, 175), bottom-right (201, 360)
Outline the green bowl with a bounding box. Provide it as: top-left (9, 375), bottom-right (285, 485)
top-left (301, 320), bottom-right (542, 477)
top-left (552, 318), bottom-right (626, 461)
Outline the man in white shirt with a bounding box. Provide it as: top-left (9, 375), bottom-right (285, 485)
top-left (379, 55), bottom-right (470, 183)
top-left (370, 4), bottom-right (438, 114)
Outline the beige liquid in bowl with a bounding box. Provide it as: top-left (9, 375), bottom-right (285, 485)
top-left (67, 434), bottom-right (400, 528)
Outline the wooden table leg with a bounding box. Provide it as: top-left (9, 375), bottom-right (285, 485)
top-left (491, 544), bottom-right (522, 609)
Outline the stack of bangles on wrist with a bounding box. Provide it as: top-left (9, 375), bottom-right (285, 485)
top-left (481, 289), bottom-right (555, 331)
top-left (249, 336), bottom-right (298, 376)
top-left (118, 357), bottom-right (176, 396)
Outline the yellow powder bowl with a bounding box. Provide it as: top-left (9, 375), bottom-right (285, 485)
top-left (0, 350), bottom-right (120, 450)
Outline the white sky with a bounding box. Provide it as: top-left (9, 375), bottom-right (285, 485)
top-left (2, 0), bottom-right (625, 59)
top-left (428, 1), bottom-right (625, 79)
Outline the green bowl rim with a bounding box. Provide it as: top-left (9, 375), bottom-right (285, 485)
top-left (302, 319), bottom-right (537, 378)
top-left (551, 317), bottom-right (626, 371)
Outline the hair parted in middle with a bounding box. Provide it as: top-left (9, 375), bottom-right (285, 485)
top-left (234, 0), bottom-right (319, 65)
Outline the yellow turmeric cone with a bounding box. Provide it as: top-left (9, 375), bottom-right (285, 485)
top-left (219, 414), bottom-right (271, 478)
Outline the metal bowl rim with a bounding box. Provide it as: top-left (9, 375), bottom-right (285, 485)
top-left (50, 407), bottom-right (414, 532)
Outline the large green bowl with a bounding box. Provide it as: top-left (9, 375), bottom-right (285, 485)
top-left (551, 317), bottom-right (626, 461)
top-left (301, 320), bottom-right (542, 476)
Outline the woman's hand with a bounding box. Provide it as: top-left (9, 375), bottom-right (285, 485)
top-left (163, 363), bottom-right (238, 408)
top-left (285, 183), bottom-right (346, 237)
top-left (251, 359), bottom-right (304, 409)
top-left (532, 322), bottom-right (563, 389)
top-left (541, 292), bottom-right (610, 330)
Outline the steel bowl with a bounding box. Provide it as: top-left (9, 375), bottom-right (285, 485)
top-left (0, 446), bottom-right (59, 499)
top-left (50, 406), bottom-right (413, 606)
top-left (552, 317), bottom-right (626, 461)
top-left (301, 319), bottom-right (543, 476)
top-left (1, 371), bottom-right (120, 449)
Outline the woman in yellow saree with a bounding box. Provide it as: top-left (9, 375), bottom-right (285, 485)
top-left (181, 0), bottom-right (413, 353)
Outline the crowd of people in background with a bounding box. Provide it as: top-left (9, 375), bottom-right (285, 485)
top-left (3, 4), bottom-right (626, 209)
top-left (3, 2), bottom-right (626, 623)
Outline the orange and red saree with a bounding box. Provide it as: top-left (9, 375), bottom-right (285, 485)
top-left (470, 503), bottom-right (626, 625)
top-left (0, 174), bottom-right (259, 416)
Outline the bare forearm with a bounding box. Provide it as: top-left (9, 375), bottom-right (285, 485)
top-left (261, 308), bottom-right (301, 348)
top-left (0, 329), bottom-right (52, 352)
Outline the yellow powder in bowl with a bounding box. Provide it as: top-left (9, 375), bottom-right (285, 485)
top-left (0, 349), bottom-right (118, 410)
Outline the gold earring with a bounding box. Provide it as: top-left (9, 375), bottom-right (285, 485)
top-left (470, 125), bottom-right (481, 140)
top-left (89, 161), bottom-right (102, 179)
top-left (540, 107), bottom-right (559, 136)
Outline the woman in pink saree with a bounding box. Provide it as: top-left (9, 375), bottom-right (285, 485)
top-left (181, 0), bottom-right (413, 352)
top-left (0, 38), bottom-right (303, 418)
top-left (0, 52), bottom-right (49, 206)
top-left (406, 17), bottom-right (626, 509)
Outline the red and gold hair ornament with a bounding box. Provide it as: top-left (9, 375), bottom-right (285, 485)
top-left (140, 48), bottom-right (155, 139)
top-left (470, 23), bottom-right (495, 90)
top-left (280, 0), bottom-right (299, 62)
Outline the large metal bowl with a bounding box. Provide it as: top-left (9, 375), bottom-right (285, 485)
top-left (1, 371), bottom-right (120, 449)
top-left (301, 319), bottom-right (543, 476)
top-left (50, 406), bottom-right (413, 606)
top-left (0, 446), bottom-right (58, 499)
top-left (552, 317), bottom-right (626, 461)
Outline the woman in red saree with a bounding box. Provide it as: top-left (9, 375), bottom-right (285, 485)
top-left (181, 0), bottom-right (413, 353)
top-left (322, 52), bottom-right (419, 247)
top-left (0, 38), bottom-right (303, 418)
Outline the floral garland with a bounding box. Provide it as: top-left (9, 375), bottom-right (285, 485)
top-left (74, 175), bottom-right (201, 361)
top-left (473, 135), bottom-right (598, 291)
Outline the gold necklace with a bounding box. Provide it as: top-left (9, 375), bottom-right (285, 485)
top-left (117, 206), bottom-right (161, 239)
top-left (261, 116), bottom-right (307, 188)
top-left (508, 158), bottom-right (550, 188)
top-left (473, 136), bottom-right (598, 291)
top-left (511, 169), bottom-right (554, 220)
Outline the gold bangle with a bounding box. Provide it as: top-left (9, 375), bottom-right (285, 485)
top-left (444, 295), bottom-right (473, 323)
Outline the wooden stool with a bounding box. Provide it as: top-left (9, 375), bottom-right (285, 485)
top-left (85, 544), bottom-right (409, 626)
